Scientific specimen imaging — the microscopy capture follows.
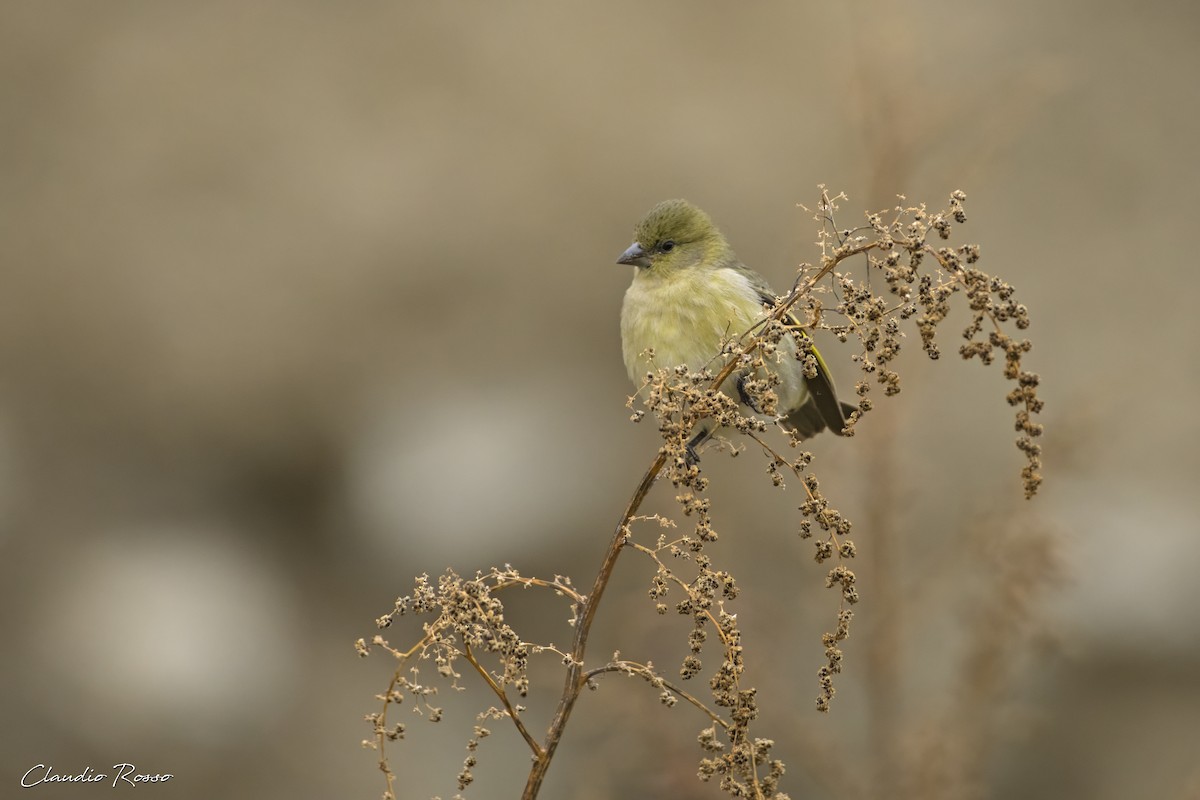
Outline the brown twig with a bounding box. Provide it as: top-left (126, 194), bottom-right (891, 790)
top-left (583, 662), bottom-right (731, 730)
top-left (520, 450), bottom-right (668, 799)
top-left (462, 640), bottom-right (544, 759)
top-left (371, 635), bottom-right (435, 800)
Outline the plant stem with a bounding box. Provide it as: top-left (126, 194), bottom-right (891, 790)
top-left (520, 451), bottom-right (667, 800)
top-left (462, 641), bottom-right (543, 759)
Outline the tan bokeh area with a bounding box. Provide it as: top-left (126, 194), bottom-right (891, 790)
top-left (2, 3), bottom-right (1198, 799)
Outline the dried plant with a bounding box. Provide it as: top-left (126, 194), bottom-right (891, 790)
top-left (356, 189), bottom-right (1045, 800)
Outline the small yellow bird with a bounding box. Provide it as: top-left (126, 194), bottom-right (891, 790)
top-left (618, 199), bottom-right (853, 453)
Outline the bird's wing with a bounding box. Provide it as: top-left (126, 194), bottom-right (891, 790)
top-left (786, 323), bottom-right (850, 434)
top-left (733, 264), bottom-right (849, 434)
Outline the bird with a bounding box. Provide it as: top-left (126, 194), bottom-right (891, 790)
top-left (617, 199), bottom-right (854, 456)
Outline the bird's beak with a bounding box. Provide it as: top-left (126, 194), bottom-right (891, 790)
top-left (617, 242), bottom-right (651, 268)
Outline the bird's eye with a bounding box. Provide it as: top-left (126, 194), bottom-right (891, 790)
top-left (661, 240), bottom-right (676, 252)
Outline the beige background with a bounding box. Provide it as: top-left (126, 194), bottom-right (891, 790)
top-left (2, 2), bottom-right (1197, 798)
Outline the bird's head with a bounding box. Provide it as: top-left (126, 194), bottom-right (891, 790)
top-left (617, 199), bottom-right (733, 275)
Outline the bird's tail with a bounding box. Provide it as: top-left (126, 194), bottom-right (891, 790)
top-left (785, 399), bottom-right (857, 440)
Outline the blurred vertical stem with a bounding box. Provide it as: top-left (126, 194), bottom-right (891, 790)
top-left (863, 402), bottom-right (903, 797)
top-left (521, 451), bottom-right (668, 800)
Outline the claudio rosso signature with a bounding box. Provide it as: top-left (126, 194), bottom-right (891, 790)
top-left (21, 764), bottom-right (173, 788)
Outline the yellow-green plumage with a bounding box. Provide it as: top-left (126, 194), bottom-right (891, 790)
top-left (617, 199), bottom-right (852, 440)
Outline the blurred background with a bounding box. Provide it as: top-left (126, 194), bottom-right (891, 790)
top-left (2, 2), bottom-right (1197, 798)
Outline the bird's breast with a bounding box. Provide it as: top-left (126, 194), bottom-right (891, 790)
top-left (620, 268), bottom-right (762, 385)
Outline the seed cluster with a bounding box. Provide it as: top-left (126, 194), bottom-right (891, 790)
top-left (795, 190), bottom-right (1044, 495)
top-left (359, 567), bottom-right (580, 799)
